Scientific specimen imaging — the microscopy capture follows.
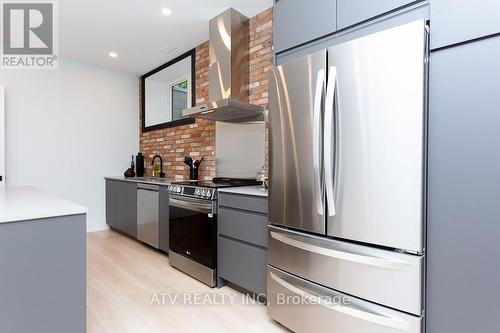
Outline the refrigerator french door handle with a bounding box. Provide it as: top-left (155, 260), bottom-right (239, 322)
top-left (270, 231), bottom-right (411, 270)
top-left (313, 69), bottom-right (325, 216)
top-left (269, 272), bottom-right (410, 330)
top-left (324, 66), bottom-right (337, 217)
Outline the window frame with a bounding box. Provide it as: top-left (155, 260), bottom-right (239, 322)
top-left (140, 48), bottom-right (196, 132)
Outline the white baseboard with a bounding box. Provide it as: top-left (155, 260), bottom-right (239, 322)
top-left (86, 218), bottom-right (110, 233)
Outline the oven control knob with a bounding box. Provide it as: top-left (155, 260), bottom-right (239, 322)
top-left (205, 191), bottom-right (211, 198)
top-left (177, 186), bottom-right (182, 193)
top-left (200, 189), bottom-right (206, 197)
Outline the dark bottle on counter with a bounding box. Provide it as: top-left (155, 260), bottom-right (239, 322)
top-left (124, 156), bottom-right (136, 177)
top-left (135, 152), bottom-right (145, 177)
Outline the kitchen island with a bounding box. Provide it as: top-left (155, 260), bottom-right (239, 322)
top-left (0, 186), bottom-right (87, 333)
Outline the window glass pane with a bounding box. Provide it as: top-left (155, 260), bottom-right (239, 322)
top-left (171, 80), bottom-right (188, 121)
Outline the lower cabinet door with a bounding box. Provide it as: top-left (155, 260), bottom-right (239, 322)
top-left (105, 180), bottom-right (116, 228)
top-left (125, 183), bottom-right (137, 238)
top-left (218, 236), bottom-right (266, 295)
top-left (267, 266), bottom-right (423, 333)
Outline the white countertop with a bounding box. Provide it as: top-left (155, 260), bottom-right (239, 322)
top-left (218, 185), bottom-right (268, 197)
top-left (105, 176), bottom-right (173, 186)
top-left (0, 186), bottom-right (87, 224)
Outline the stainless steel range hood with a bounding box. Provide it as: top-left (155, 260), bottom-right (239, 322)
top-left (182, 8), bottom-right (263, 122)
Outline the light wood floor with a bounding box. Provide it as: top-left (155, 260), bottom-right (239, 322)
top-left (87, 230), bottom-right (289, 333)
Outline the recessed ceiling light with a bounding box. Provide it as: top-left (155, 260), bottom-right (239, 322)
top-left (109, 51), bottom-right (118, 58)
top-left (161, 7), bottom-right (172, 16)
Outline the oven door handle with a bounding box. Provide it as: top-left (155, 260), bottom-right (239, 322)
top-left (169, 196), bottom-right (214, 214)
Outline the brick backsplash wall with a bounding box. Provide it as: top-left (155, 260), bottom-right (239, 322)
top-left (139, 7), bottom-right (273, 181)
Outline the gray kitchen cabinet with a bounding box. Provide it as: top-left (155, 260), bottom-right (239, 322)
top-left (105, 179), bottom-right (117, 228)
top-left (0, 214), bottom-right (86, 333)
top-left (218, 237), bottom-right (267, 295)
top-left (274, 0), bottom-right (336, 53)
top-left (219, 207), bottom-right (267, 247)
top-left (105, 179), bottom-right (137, 238)
top-left (115, 181), bottom-right (127, 232)
top-left (158, 186), bottom-right (169, 253)
top-left (427, 36), bottom-right (500, 333)
top-left (218, 191), bottom-right (268, 214)
top-left (125, 182), bottom-right (137, 237)
top-left (336, 0), bottom-right (422, 30)
top-left (276, 2), bottom-right (429, 65)
top-left (217, 192), bottom-right (268, 295)
top-left (430, 0), bottom-right (500, 49)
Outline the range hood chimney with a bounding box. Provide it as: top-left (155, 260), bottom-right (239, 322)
top-left (182, 8), bottom-right (263, 122)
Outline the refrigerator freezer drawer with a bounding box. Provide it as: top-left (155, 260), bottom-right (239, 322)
top-left (268, 226), bottom-right (424, 315)
top-left (267, 266), bottom-right (423, 333)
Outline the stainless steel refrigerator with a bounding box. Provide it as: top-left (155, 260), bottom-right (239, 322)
top-left (267, 20), bottom-right (428, 333)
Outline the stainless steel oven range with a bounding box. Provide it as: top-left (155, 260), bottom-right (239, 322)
top-left (168, 178), bottom-right (260, 287)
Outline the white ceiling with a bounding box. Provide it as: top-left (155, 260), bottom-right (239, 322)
top-left (59, 0), bottom-right (272, 74)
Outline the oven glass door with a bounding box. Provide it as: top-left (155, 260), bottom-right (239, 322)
top-left (169, 195), bottom-right (216, 268)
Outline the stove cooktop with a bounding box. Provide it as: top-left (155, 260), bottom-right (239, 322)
top-left (172, 178), bottom-right (261, 189)
top-left (168, 178), bottom-right (262, 200)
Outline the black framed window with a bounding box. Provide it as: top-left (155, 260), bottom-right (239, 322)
top-left (141, 49), bottom-right (196, 132)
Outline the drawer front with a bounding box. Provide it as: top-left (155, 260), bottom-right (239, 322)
top-left (267, 266), bottom-right (423, 333)
top-left (218, 193), bottom-right (268, 214)
top-left (219, 208), bottom-right (267, 247)
top-left (268, 226), bottom-right (424, 315)
top-left (218, 236), bottom-right (267, 295)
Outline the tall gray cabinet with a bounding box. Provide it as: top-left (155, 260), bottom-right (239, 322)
top-left (427, 35), bottom-right (500, 333)
top-left (430, 0), bottom-right (500, 49)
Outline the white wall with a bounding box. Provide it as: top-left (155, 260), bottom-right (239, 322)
top-left (0, 59), bottom-right (139, 232)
